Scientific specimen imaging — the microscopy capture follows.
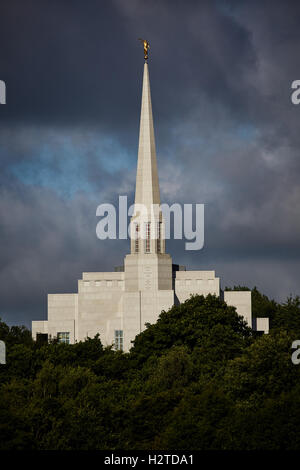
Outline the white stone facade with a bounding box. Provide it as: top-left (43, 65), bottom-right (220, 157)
top-left (32, 62), bottom-right (269, 350)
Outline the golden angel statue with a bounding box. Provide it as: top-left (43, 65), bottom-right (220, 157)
top-left (138, 38), bottom-right (150, 61)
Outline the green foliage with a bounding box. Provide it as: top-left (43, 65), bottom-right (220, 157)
top-left (221, 330), bottom-right (300, 401)
top-left (251, 286), bottom-right (278, 322)
top-left (156, 386), bottom-right (233, 450)
top-left (130, 294), bottom-right (252, 363)
top-left (0, 318), bottom-right (33, 347)
top-left (1, 290), bottom-right (300, 450)
top-left (271, 295), bottom-right (300, 332)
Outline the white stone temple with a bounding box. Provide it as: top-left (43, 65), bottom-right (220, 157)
top-left (32, 61), bottom-right (269, 350)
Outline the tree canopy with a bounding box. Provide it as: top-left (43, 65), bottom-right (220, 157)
top-left (1, 288), bottom-right (300, 450)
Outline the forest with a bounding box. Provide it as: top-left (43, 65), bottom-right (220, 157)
top-left (1, 287), bottom-right (300, 450)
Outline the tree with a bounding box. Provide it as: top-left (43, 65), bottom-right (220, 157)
top-left (130, 294), bottom-right (253, 364)
top-left (1, 289), bottom-right (300, 450)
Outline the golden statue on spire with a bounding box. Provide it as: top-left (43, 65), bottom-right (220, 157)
top-left (138, 38), bottom-right (150, 61)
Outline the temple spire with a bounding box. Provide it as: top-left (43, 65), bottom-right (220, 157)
top-left (134, 62), bottom-right (160, 209)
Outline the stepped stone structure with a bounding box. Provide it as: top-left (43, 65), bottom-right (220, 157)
top-left (32, 60), bottom-right (269, 350)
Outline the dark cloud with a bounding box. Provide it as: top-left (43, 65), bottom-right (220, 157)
top-left (0, 0), bottom-right (299, 327)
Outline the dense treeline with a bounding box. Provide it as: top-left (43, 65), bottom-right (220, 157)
top-left (1, 287), bottom-right (300, 450)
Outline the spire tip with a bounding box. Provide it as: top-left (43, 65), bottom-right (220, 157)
top-left (138, 38), bottom-right (150, 62)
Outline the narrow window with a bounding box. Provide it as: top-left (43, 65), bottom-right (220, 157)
top-left (157, 222), bottom-right (161, 253)
top-left (57, 332), bottom-right (70, 344)
top-left (135, 223), bottom-right (139, 253)
top-left (145, 222), bottom-right (151, 253)
top-left (114, 330), bottom-right (123, 351)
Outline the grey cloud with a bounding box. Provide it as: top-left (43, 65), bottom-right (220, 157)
top-left (0, 0), bottom-right (299, 327)
top-left (0, 181), bottom-right (129, 326)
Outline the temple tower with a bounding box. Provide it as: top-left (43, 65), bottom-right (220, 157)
top-left (124, 62), bottom-right (173, 293)
top-left (123, 61), bottom-right (174, 348)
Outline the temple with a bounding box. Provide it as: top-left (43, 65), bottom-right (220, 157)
top-left (32, 61), bottom-right (269, 350)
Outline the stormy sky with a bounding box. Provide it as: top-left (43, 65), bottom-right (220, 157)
top-left (0, 0), bottom-right (299, 327)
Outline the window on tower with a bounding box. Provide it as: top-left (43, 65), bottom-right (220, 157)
top-left (145, 222), bottom-right (151, 253)
top-left (135, 223), bottom-right (139, 253)
top-left (157, 222), bottom-right (161, 253)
